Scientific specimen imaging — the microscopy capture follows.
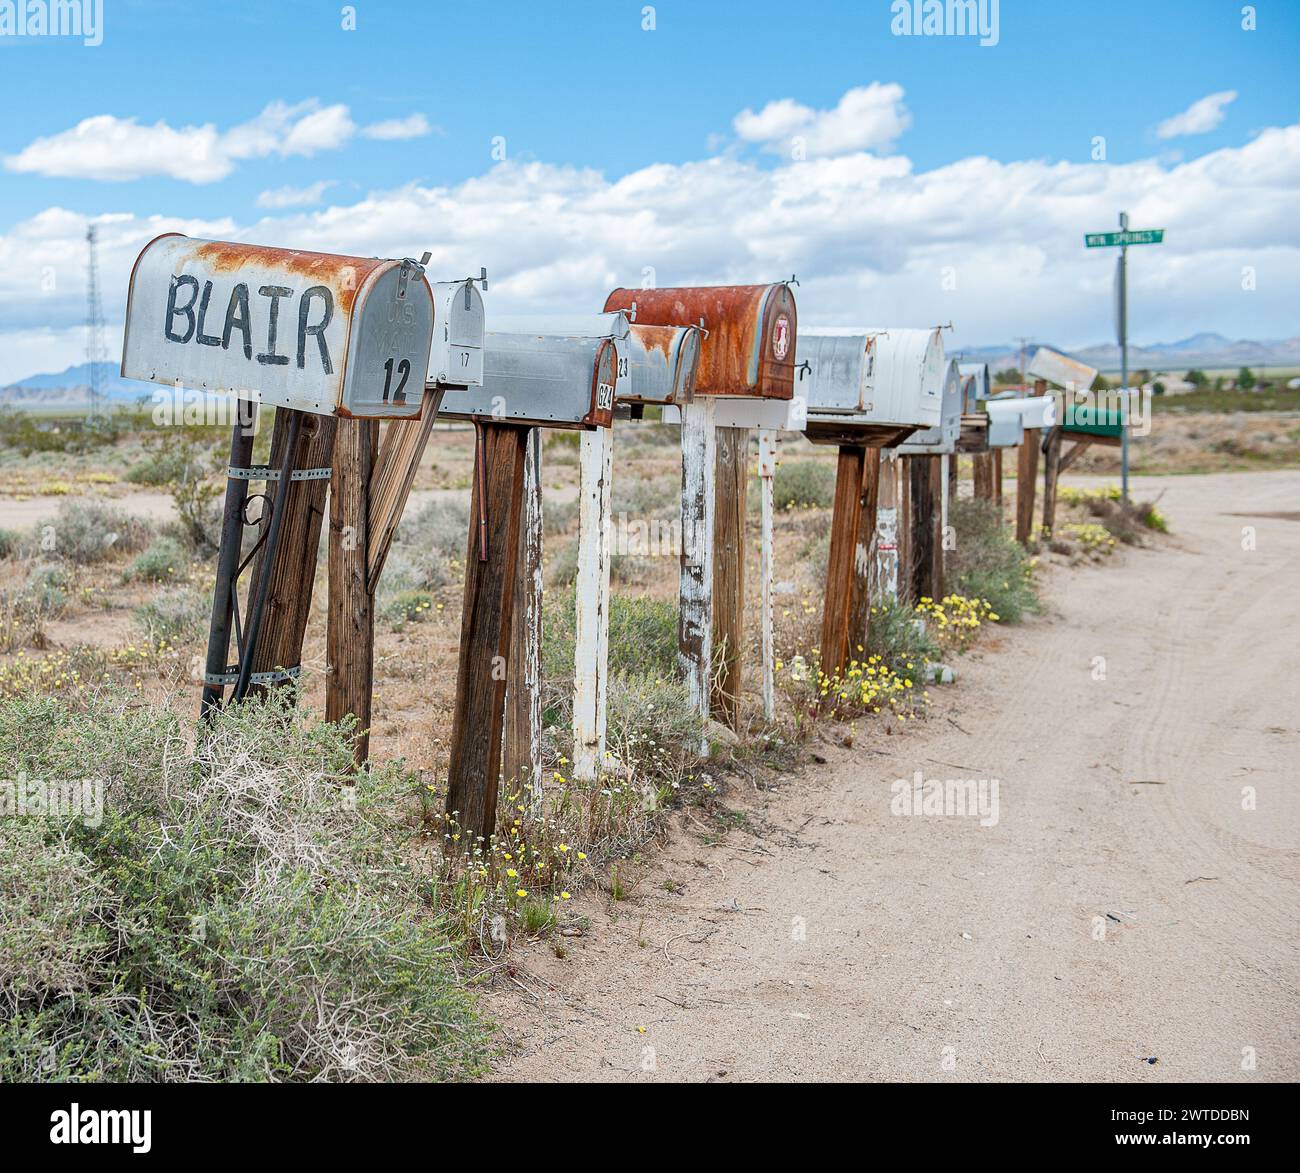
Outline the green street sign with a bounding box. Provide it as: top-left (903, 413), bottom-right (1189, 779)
top-left (1085, 229), bottom-right (1165, 248)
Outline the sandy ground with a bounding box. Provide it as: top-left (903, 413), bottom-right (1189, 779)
top-left (484, 468), bottom-right (1300, 1082)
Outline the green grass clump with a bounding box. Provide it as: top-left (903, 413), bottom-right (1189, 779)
top-left (947, 498), bottom-right (1040, 623)
top-left (128, 536), bottom-right (187, 582)
top-left (772, 460), bottom-right (834, 510)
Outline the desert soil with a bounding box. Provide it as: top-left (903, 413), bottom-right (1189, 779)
top-left (484, 468), bottom-right (1300, 1082)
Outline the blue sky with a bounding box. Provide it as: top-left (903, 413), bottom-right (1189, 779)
top-left (0, 0), bottom-right (1297, 380)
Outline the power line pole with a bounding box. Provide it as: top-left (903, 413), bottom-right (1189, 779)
top-left (85, 225), bottom-right (105, 419)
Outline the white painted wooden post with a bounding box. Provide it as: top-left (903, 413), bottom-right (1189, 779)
top-left (573, 427), bottom-right (613, 782)
top-left (508, 428), bottom-right (544, 813)
top-left (940, 452), bottom-right (950, 559)
top-left (876, 452), bottom-right (900, 603)
top-left (678, 399), bottom-right (716, 748)
top-left (756, 427), bottom-right (777, 721)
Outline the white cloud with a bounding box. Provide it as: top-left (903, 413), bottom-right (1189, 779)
top-left (3, 115), bottom-right (229, 183)
top-left (363, 114), bottom-right (433, 141)
top-left (256, 180), bottom-right (338, 209)
top-left (1156, 90), bottom-right (1237, 139)
top-left (734, 83), bottom-right (911, 157)
top-left (5, 99), bottom-right (359, 184)
top-left (1, 86), bottom-right (1297, 382)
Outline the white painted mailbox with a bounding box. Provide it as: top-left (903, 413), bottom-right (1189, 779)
top-left (122, 234), bottom-right (436, 419)
top-left (796, 330), bottom-right (942, 447)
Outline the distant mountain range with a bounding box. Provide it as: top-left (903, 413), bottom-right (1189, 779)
top-left (3, 334), bottom-right (1298, 409)
top-left (949, 333), bottom-right (1300, 375)
top-left (0, 362), bottom-right (155, 409)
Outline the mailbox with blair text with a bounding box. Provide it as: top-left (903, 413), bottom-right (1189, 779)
top-left (437, 329), bottom-right (618, 430)
top-left (603, 284), bottom-right (796, 401)
top-left (427, 278), bottom-right (486, 389)
top-left (795, 329), bottom-right (942, 447)
top-left (897, 357), bottom-right (963, 456)
top-left (122, 234), bottom-right (436, 419)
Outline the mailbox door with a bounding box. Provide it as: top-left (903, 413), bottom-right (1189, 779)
top-left (603, 284), bottom-right (795, 399)
top-left (618, 324), bottom-right (700, 406)
top-left (428, 280), bottom-right (486, 389)
top-left (797, 334), bottom-right (870, 414)
top-left (338, 263), bottom-right (435, 419)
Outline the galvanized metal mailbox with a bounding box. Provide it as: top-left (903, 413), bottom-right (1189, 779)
top-left (897, 357), bottom-right (962, 455)
top-left (958, 361), bottom-right (990, 411)
top-left (122, 234), bottom-right (436, 419)
top-left (986, 393), bottom-right (1057, 432)
top-left (427, 278), bottom-right (486, 389)
top-left (795, 329), bottom-right (944, 446)
top-left (436, 330), bottom-right (618, 430)
top-left (603, 283), bottom-right (797, 400)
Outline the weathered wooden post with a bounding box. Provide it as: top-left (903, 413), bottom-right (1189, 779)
top-left (797, 330), bottom-right (942, 673)
top-left (604, 284), bottom-right (799, 733)
top-left (895, 355), bottom-right (962, 604)
top-left (438, 332), bottom-right (617, 841)
top-left (120, 234), bottom-right (436, 719)
top-left (678, 397), bottom-right (716, 733)
top-left (503, 429), bottom-right (544, 809)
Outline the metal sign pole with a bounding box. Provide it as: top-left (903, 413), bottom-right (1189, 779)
top-left (1118, 210), bottom-right (1130, 506)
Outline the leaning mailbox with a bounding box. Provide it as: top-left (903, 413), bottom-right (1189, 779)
top-left (796, 330), bottom-right (942, 447)
top-left (426, 278), bottom-right (487, 388)
top-left (896, 356), bottom-right (962, 455)
top-left (604, 283), bottom-right (797, 427)
top-left (123, 234), bottom-right (435, 419)
top-left (437, 330), bottom-right (618, 430)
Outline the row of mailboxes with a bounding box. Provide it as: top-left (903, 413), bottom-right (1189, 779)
top-left (125, 237), bottom-right (995, 453)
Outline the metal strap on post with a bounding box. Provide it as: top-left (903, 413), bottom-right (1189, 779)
top-left (203, 664), bottom-right (302, 687)
top-left (227, 464), bottom-right (332, 482)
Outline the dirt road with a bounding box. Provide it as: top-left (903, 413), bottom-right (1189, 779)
top-left (485, 469), bottom-right (1300, 1082)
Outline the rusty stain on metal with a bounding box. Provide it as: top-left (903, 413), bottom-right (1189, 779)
top-left (604, 283), bottom-right (797, 400)
top-left (190, 239), bottom-right (389, 315)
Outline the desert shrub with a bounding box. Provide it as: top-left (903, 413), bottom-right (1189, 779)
top-left (947, 498), bottom-right (1039, 623)
top-left (382, 499), bottom-right (467, 594)
top-left (128, 536), bottom-right (187, 582)
top-left (37, 501), bottom-right (151, 565)
top-left (612, 474), bottom-right (677, 517)
top-left (542, 592), bottom-right (678, 694)
top-left (380, 589), bottom-right (435, 629)
top-left (545, 538), bottom-right (579, 588)
top-left (0, 529), bottom-right (18, 560)
top-left (23, 565), bottom-right (71, 615)
top-left (864, 596), bottom-right (940, 672)
top-left (0, 691), bottom-right (488, 1082)
top-left (134, 585), bottom-right (210, 645)
top-left (542, 496), bottom-right (578, 535)
top-left (772, 460), bottom-right (834, 510)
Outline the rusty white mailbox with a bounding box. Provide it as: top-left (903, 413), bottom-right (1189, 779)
top-left (796, 330), bottom-right (942, 447)
top-left (122, 234), bottom-right (436, 419)
top-left (897, 356), bottom-right (962, 456)
top-left (427, 278), bottom-right (486, 389)
top-left (604, 283), bottom-right (797, 428)
top-left (437, 330), bottom-right (618, 430)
